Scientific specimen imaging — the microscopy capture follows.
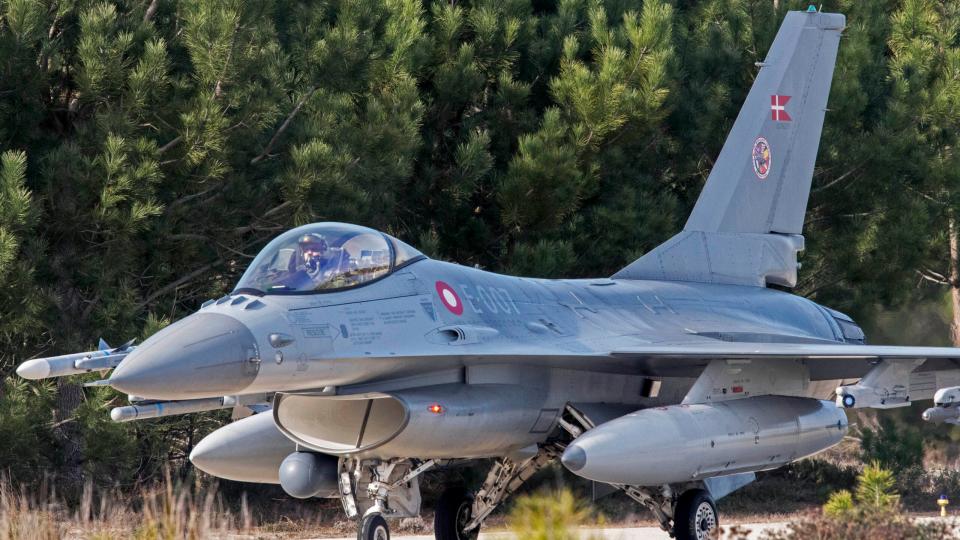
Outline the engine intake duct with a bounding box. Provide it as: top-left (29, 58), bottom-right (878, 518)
top-left (273, 383), bottom-right (553, 458)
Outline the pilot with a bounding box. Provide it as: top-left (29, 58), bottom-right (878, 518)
top-left (298, 233), bottom-right (330, 278)
top-left (275, 233), bottom-right (340, 290)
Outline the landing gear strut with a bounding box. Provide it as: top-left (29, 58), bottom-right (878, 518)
top-left (340, 458), bottom-right (436, 540)
top-left (464, 444), bottom-right (562, 532)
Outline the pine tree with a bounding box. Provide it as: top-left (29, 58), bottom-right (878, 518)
top-left (4, 0), bottom-right (960, 492)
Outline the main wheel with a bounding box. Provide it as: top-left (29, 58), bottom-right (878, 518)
top-left (434, 487), bottom-right (479, 540)
top-left (358, 513), bottom-right (390, 540)
top-left (673, 489), bottom-right (718, 540)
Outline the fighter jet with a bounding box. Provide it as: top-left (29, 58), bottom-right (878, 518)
top-left (18, 8), bottom-right (960, 540)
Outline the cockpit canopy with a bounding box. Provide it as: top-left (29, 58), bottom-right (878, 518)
top-left (235, 223), bottom-right (424, 294)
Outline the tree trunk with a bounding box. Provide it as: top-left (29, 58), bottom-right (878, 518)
top-left (54, 378), bottom-right (85, 495)
top-left (949, 214), bottom-right (960, 347)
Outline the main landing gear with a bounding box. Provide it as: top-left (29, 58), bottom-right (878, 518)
top-left (673, 489), bottom-right (718, 540)
top-left (342, 444), bottom-right (561, 540)
top-left (433, 487), bottom-right (478, 540)
top-left (348, 404), bottom-right (721, 540)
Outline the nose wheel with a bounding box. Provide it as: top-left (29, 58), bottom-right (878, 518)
top-left (434, 487), bottom-right (479, 540)
top-left (673, 489), bottom-right (718, 540)
top-left (358, 513), bottom-right (390, 540)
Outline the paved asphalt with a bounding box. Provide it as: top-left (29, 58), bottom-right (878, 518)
top-left (312, 522), bottom-right (787, 540)
top-left (313, 516), bottom-right (960, 539)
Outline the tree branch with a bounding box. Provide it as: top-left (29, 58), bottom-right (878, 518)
top-left (157, 135), bottom-right (181, 155)
top-left (923, 267), bottom-right (948, 282)
top-left (144, 0), bottom-right (160, 22)
top-left (136, 230), bottom-right (280, 310)
top-left (917, 269), bottom-right (949, 285)
top-left (232, 202), bottom-right (292, 234)
top-left (164, 185), bottom-right (222, 215)
top-left (812, 160), bottom-right (865, 193)
top-left (903, 183), bottom-right (948, 205)
top-left (250, 88), bottom-right (318, 164)
top-left (136, 259), bottom-right (221, 310)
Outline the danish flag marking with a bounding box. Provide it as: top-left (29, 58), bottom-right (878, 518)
top-left (771, 95), bottom-right (792, 122)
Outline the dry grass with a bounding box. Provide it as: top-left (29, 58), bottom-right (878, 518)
top-left (0, 472), bottom-right (256, 540)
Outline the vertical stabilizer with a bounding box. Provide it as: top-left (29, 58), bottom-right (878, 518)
top-left (614, 10), bottom-right (844, 287)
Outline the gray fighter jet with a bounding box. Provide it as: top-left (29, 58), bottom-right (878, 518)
top-left (18, 8), bottom-right (960, 540)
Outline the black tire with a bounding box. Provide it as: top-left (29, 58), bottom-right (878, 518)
top-left (434, 488), bottom-right (479, 540)
top-left (357, 513), bottom-right (390, 540)
top-left (673, 489), bottom-right (718, 540)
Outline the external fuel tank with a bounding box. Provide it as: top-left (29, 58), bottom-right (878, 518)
top-left (561, 396), bottom-right (847, 486)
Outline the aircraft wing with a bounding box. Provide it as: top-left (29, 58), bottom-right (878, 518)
top-left (612, 342), bottom-right (960, 413)
top-left (611, 342), bottom-right (960, 361)
top-left (608, 342), bottom-right (960, 379)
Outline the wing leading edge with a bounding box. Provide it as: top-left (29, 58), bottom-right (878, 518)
top-left (611, 342), bottom-right (960, 361)
top-left (610, 342), bottom-right (960, 381)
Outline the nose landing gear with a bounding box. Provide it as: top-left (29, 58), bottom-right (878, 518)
top-left (357, 513), bottom-right (390, 540)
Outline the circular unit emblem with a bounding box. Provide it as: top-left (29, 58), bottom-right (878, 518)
top-left (435, 281), bottom-right (463, 315)
top-left (752, 137), bottom-right (771, 179)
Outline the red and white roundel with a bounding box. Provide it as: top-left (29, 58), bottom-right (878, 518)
top-left (435, 281), bottom-right (463, 315)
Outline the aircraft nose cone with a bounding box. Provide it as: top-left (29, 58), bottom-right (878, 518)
top-left (561, 444), bottom-right (587, 472)
top-left (110, 313), bottom-right (260, 400)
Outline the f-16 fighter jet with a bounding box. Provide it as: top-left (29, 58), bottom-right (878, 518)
top-left (19, 8), bottom-right (960, 540)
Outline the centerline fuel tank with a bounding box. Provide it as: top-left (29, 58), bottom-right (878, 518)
top-left (562, 396), bottom-right (847, 486)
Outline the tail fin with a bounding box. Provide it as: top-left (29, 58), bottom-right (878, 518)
top-left (614, 9), bottom-right (845, 287)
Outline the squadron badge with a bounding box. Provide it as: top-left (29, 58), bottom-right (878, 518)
top-left (752, 137), bottom-right (771, 179)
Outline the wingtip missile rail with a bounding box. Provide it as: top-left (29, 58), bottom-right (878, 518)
top-left (16, 339), bottom-right (136, 381)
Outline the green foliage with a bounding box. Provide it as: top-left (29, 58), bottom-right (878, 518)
top-left (507, 489), bottom-right (602, 540)
top-left (1, 0), bottom-right (960, 497)
top-left (0, 150), bottom-right (42, 353)
top-left (823, 489), bottom-right (855, 516)
top-left (728, 507), bottom-right (952, 540)
top-left (764, 464), bottom-right (949, 540)
top-left (0, 378), bottom-right (58, 478)
top-left (855, 461), bottom-right (901, 510)
top-left (821, 462), bottom-right (899, 518)
top-left (860, 415), bottom-right (925, 474)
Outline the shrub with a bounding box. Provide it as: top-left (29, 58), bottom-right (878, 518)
top-left (823, 489), bottom-right (854, 517)
top-left (730, 510), bottom-right (954, 540)
top-left (750, 462), bottom-right (954, 540)
top-left (507, 489), bottom-right (602, 540)
top-left (860, 415), bottom-right (924, 474)
top-left (855, 461), bottom-right (899, 511)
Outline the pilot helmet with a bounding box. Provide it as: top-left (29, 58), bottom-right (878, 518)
top-left (298, 233), bottom-right (328, 261)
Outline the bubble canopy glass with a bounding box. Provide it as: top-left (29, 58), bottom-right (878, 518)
top-left (235, 223), bottom-right (424, 294)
